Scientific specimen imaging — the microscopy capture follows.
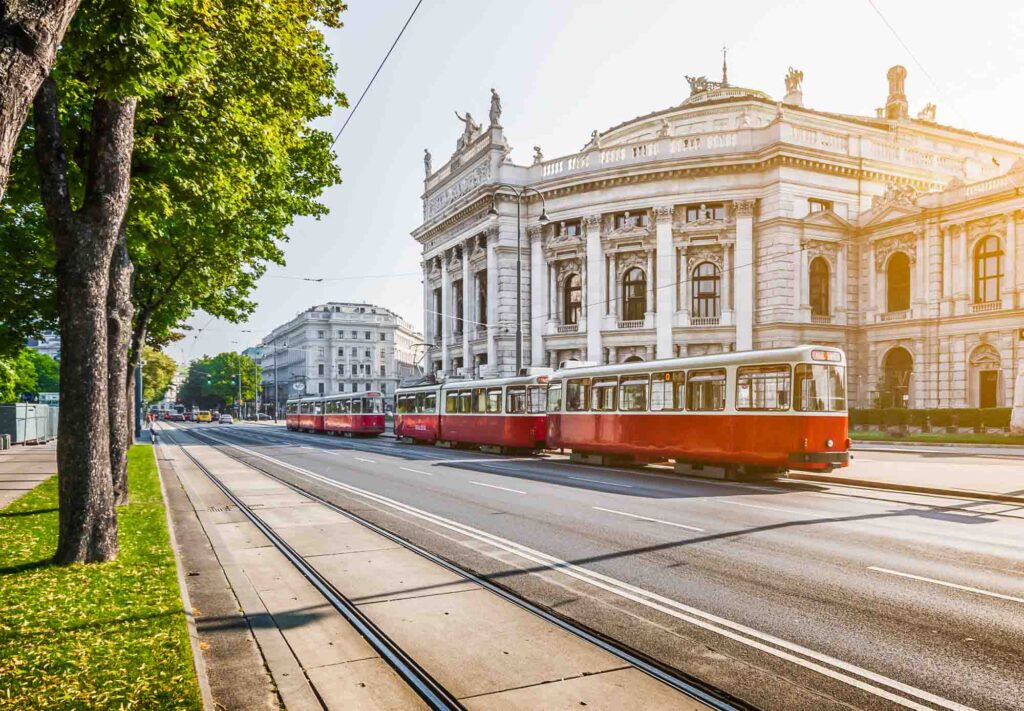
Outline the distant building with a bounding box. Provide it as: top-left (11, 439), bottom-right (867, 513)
top-left (25, 331), bottom-right (60, 361)
top-left (259, 302), bottom-right (422, 411)
top-left (415, 64), bottom-right (1024, 409)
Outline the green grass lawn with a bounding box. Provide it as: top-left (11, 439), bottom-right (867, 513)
top-left (852, 430), bottom-right (1024, 446)
top-left (0, 445), bottom-right (201, 709)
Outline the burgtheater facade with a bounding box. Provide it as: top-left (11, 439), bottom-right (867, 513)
top-left (413, 66), bottom-right (1024, 409)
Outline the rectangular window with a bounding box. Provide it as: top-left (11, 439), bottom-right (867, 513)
top-left (317, 382), bottom-right (325, 395)
top-left (351, 398), bottom-right (362, 413)
top-left (445, 392), bottom-right (458, 413)
top-left (351, 330), bottom-right (358, 338)
top-left (486, 388), bottom-right (502, 414)
top-left (318, 364), bottom-right (325, 375)
top-left (424, 392), bottom-right (437, 413)
top-left (591, 376), bottom-right (617, 411)
top-left (397, 395), bottom-right (412, 414)
top-left (365, 331), bottom-right (371, 339)
top-left (380, 383), bottom-right (387, 394)
top-left (650, 371), bottom-right (685, 411)
top-left (565, 378), bottom-right (590, 412)
top-left (736, 365), bottom-right (791, 411)
top-left (365, 349), bottom-right (371, 358)
top-left (380, 333), bottom-right (386, 341)
top-left (527, 385), bottom-right (546, 414)
top-left (351, 383), bottom-right (358, 393)
top-left (507, 386), bottom-right (526, 414)
top-left (794, 364), bottom-right (847, 412)
top-left (685, 203), bottom-right (726, 222)
top-left (472, 387), bottom-right (487, 413)
top-left (338, 331), bottom-right (344, 338)
top-left (365, 383), bottom-right (371, 392)
top-left (686, 369), bottom-right (726, 411)
top-left (808, 198), bottom-right (833, 214)
top-left (338, 364), bottom-right (344, 375)
top-left (337, 348), bottom-right (344, 356)
top-left (317, 330), bottom-right (324, 338)
top-left (546, 381), bottom-right (563, 412)
top-left (619, 375), bottom-right (650, 412)
top-left (613, 211), bottom-right (649, 230)
top-left (458, 390), bottom-right (472, 414)
top-left (351, 347), bottom-right (357, 357)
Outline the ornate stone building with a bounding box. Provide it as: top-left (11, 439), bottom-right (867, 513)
top-left (413, 65), bottom-right (1024, 409)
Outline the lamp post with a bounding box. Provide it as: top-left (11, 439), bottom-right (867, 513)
top-left (487, 185), bottom-right (548, 374)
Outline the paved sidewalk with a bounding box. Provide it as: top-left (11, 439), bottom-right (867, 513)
top-left (0, 441), bottom-right (56, 508)
top-left (852, 440), bottom-right (1024, 456)
top-left (790, 447), bottom-right (1024, 503)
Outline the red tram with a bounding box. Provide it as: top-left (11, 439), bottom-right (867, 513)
top-left (395, 373), bottom-right (549, 451)
top-left (546, 346), bottom-right (849, 473)
top-left (285, 392), bottom-right (386, 436)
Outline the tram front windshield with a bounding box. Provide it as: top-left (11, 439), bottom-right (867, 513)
top-left (794, 364), bottom-right (846, 412)
top-left (363, 396), bottom-right (384, 414)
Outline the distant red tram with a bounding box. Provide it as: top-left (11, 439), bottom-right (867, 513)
top-left (286, 392), bottom-right (385, 436)
top-left (546, 346), bottom-right (849, 473)
top-left (395, 373), bottom-right (548, 452)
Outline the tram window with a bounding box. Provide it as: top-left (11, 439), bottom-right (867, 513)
top-left (445, 392), bottom-right (458, 414)
top-left (592, 377), bottom-right (617, 411)
top-left (367, 397), bottom-right (383, 414)
top-left (794, 364), bottom-right (847, 412)
top-left (313, 401), bottom-right (323, 415)
top-left (686, 369), bottom-right (726, 411)
top-left (527, 385), bottom-right (546, 414)
top-left (472, 388), bottom-right (487, 414)
top-left (325, 399), bottom-right (336, 414)
top-left (507, 386), bottom-right (526, 414)
top-left (619, 375), bottom-right (650, 412)
top-left (547, 381), bottom-right (563, 412)
top-left (736, 365), bottom-right (791, 411)
top-left (566, 379), bottom-right (590, 412)
top-left (341, 398), bottom-right (351, 414)
top-left (458, 390), bottom-right (472, 414)
top-left (486, 388), bottom-right (502, 413)
top-left (350, 398), bottom-right (362, 414)
top-left (650, 371), bottom-right (685, 411)
top-left (397, 396), bottom-right (411, 414)
top-left (424, 392), bottom-right (437, 413)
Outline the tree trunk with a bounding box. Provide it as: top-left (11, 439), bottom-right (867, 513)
top-left (0, 0), bottom-right (80, 201)
top-left (107, 235), bottom-right (133, 506)
top-left (35, 77), bottom-right (137, 564)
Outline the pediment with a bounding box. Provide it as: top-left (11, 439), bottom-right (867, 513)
top-left (801, 209), bottom-right (850, 230)
top-left (860, 203), bottom-right (922, 228)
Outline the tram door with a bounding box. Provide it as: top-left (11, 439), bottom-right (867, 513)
top-left (979, 371), bottom-right (998, 408)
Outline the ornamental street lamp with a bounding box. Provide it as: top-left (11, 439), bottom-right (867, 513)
top-left (487, 185), bottom-right (548, 373)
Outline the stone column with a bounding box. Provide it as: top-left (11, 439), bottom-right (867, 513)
top-left (529, 225), bottom-right (546, 367)
top-left (836, 245), bottom-right (847, 315)
top-left (654, 206), bottom-right (675, 359)
top-left (441, 251), bottom-right (452, 375)
top-left (461, 242), bottom-right (472, 375)
top-left (941, 226), bottom-right (952, 315)
top-left (679, 244), bottom-right (690, 325)
top-left (1005, 212), bottom-right (1017, 309)
top-left (722, 243), bottom-right (733, 322)
top-left (867, 244), bottom-right (877, 316)
top-left (547, 262), bottom-right (556, 323)
top-left (421, 261), bottom-right (432, 346)
top-left (585, 215), bottom-right (604, 362)
top-left (486, 229), bottom-right (498, 370)
top-left (914, 229), bottom-right (927, 315)
top-left (799, 242), bottom-right (810, 320)
top-left (955, 224), bottom-right (969, 310)
top-left (645, 248), bottom-right (656, 325)
top-left (733, 199), bottom-right (755, 350)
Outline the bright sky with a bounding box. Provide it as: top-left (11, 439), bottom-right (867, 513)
top-left (165, 0), bottom-right (1024, 365)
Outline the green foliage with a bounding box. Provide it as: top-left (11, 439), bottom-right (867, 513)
top-left (178, 352), bottom-right (259, 408)
top-left (141, 347), bottom-right (178, 404)
top-left (0, 446), bottom-right (201, 708)
top-left (0, 0), bottom-right (346, 357)
top-left (849, 407), bottom-right (1012, 429)
top-left (0, 349), bottom-right (59, 402)
top-left (851, 431), bottom-right (1024, 446)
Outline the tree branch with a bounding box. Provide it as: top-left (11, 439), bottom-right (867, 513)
top-left (32, 76), bottom-right (73, 245)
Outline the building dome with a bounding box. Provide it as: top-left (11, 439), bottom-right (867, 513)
top-left (681, 83), bottom-right (772, 106)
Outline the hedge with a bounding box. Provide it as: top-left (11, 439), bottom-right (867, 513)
top-left (848, 407), bottom-right (1012, 428)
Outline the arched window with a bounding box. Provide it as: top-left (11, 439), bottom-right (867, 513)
top-left (623, 355), bottom-right (644, 363)
top-left (563, 273), bottom-right (581, 325)
top-left (691, 262), bottom-right (721, 319)
top-left (881, 347), bottom-right (913, 408)
top-left (809, 257), bottom-right (830, 317)
top-left (886, 252), bottom-right (910, 313)
top-left (973, 236), bottom-right (1003, 304)
top-left (622, 267), bottom-right (646, 321)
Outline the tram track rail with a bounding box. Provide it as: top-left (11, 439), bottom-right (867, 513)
top-left (167, 423), bottom-right (751, 711)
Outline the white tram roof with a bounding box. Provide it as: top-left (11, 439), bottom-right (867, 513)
top-left (287, 392), bottom-right (383, 404)
top-left (396, 371), bottom-right (553, 394)
top-left (549, 345), bottom-right (845, 381)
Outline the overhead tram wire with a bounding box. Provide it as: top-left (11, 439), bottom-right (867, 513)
top-left (329, 0), bottom-right (424, 149)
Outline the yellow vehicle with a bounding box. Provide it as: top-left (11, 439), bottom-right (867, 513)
top-left (196, 411), bottom-right (212, 423)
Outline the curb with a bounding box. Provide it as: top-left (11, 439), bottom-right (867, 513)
top-left (787, 472), bottom-right (1024, 504)
top-left (852, 441), bottom-right (1024, 452)
top-left (153, 442), bottom-right (216, 711)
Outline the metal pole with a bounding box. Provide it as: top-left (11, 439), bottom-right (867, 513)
top-left (515, 193), bottom-right (522, 374)
top-left (273, 345), bottom-right (278, 421)
top-left (237, 355), bottom-right (242, 418)
top-left (134, 362), bottom-right (143, 438)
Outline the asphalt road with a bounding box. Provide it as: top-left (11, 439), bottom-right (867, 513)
top-left (176, 422), bottom-right (1024, 711)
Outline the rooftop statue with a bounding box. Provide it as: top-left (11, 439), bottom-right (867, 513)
top-left (785, 67), bottom-right (804, 94)
top-left (532, 145), bottom-right (544, 165)
top-left (423, 148), bottom-right (432, 177)
top-left (685, 75), bottom-right (710, 96)
top-left (917, 102), bottom-right (937, 122)
top-left (489, 88), bottom-right (502, 127)
top-left (454, 111), bottom-right (481, 150)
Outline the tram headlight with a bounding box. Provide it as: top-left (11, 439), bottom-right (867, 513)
top-left (826, 438), bottom-right (834, 448)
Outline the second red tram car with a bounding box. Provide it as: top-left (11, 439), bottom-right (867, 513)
top-left (395, 373), bottom-right (549, 451)
top-left (286, 392), bottom-right (386, 436)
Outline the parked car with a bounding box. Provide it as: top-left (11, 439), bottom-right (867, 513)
top-left (218, 414), bottom-right (233, 424)
top-left (196, 411), bottom-right (212, 423)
